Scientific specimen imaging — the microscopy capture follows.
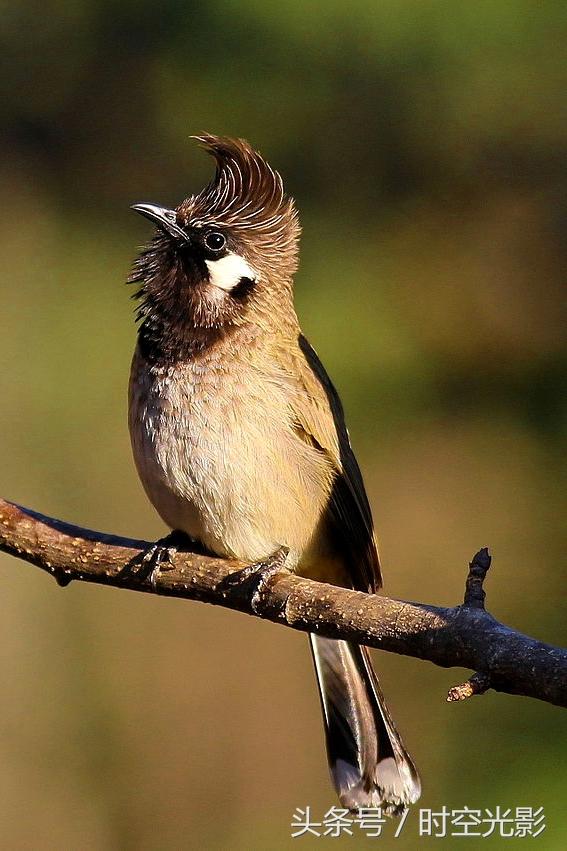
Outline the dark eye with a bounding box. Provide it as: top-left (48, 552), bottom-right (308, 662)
top-left (204, 231), bottom-right (226, 252)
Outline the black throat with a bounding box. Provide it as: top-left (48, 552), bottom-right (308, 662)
top-left (137, 306), bottom-right (231, 365)
top-left (131, 237), bottom-right (257, 365)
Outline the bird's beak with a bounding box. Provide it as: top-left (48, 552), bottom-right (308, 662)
top-left (131, 203), bottom-right (189, 242)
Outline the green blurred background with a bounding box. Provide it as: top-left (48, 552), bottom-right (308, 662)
top-left (0, 1), bottom-right (565, 848)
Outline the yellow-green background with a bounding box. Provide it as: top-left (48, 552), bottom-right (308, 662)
top-left (0, 2), bottom-right (565, 849)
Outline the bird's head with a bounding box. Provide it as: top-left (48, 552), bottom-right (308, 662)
top-left (129, 134), bottom-right (300, 361)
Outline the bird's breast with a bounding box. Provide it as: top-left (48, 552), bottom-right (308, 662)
top-left (129, 348), bottom-right (334, 564)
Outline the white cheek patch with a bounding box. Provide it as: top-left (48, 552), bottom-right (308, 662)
top-left (205, 252), bottom-right (257, 292)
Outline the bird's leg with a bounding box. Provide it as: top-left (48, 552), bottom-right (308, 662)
top-left (227, 546), bottom-right (291, 614)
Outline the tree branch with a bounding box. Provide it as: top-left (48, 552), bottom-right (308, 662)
top-left (0, 497), bottom-right (565, 708)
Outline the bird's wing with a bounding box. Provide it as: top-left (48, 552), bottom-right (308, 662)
top-left (280, 333), bottom-right (382, 593)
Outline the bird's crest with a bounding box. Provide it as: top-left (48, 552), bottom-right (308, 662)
top-left (182, 134), bottom-right (298, 247)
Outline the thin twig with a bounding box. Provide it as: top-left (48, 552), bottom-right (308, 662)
top-left (447, 672), bottom-right (491, 702)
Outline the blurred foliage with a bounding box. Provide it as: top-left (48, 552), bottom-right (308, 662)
top-left (0, 1), bottom-right (565, 849)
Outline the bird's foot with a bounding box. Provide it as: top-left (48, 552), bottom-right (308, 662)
top-left (125, 530), bottom-right (192, 591)
top-left (224, 546), bottom-right (291, 614)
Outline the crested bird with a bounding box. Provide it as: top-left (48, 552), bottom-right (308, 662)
top-left (128, 134), bottom-right (421, 814)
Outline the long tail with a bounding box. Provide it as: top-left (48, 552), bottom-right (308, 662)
top-left (310, 635), bottom-right (421, 815)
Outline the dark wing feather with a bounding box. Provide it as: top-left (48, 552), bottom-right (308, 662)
top-left (287, 334), bottom-right (382, 593)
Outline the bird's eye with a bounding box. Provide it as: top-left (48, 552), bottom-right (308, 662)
top-left (204, 231), bottom-right (226, 252)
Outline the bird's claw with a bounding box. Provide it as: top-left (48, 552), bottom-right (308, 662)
top-left (141, 539), bottom-right (177, 591)
top-left (124, 530), bottom-right (191, 591)
top-left (224, 546), bottom-right (291, 614)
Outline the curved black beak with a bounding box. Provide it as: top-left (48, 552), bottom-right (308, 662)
top-left (131, 203), bottom-right (188, 242)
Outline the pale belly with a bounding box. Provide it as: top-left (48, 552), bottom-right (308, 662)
top-left (129, 357), bottom-right (334, 565)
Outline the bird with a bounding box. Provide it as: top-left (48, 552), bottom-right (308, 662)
top-left (128, 134), bottom-right (421, 814)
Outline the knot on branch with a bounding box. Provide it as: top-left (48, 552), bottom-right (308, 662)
top-left (464, 547), bottom-right (491, 609)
